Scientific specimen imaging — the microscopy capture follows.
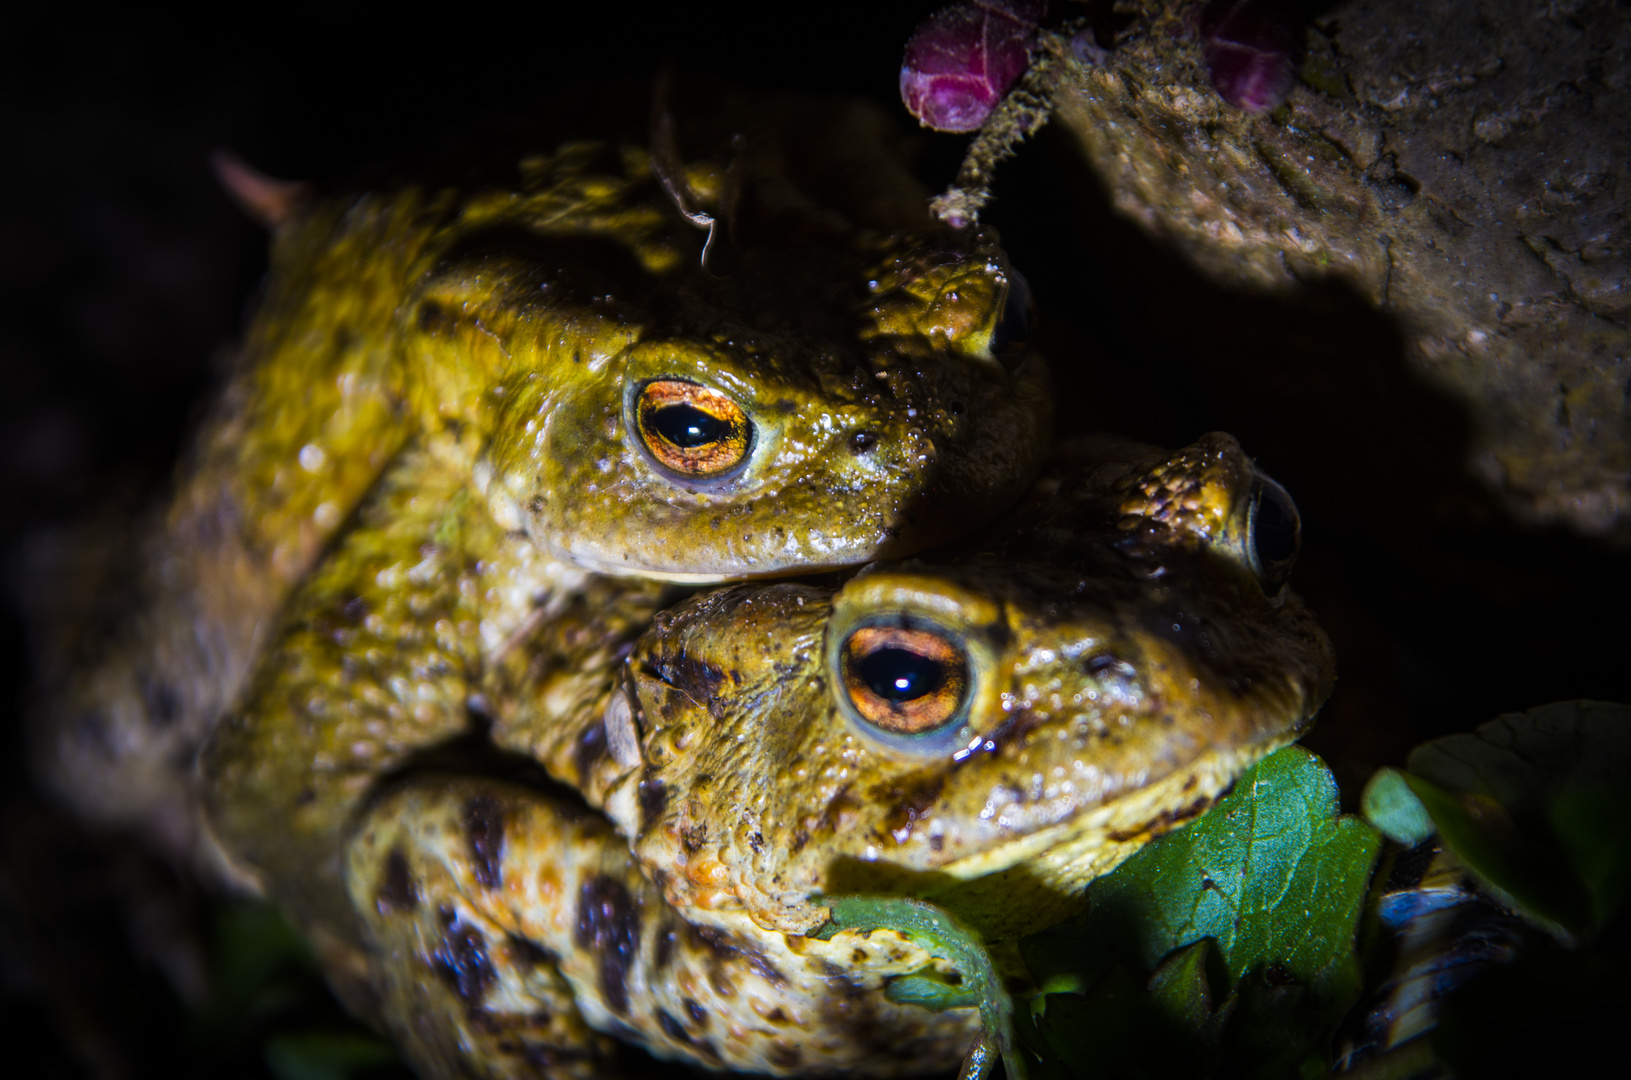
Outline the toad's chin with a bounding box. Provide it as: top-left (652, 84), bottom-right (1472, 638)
top-left (546, 526), bottom-right (921, 583)
top-left (934, 735), bottom-right (1297, 890)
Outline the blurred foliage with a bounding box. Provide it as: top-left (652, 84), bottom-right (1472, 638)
top-left (1356, 702), bottom-right (1631, 1076)
top-left (1000, 704), bottom-right (1631, 1078)
top-left (265, 1033), bottom-right (400, 1080)
top-left (190, 901), bottom-right (406, 1080)
top-left (1361, 701), bottom-right (1631, 943)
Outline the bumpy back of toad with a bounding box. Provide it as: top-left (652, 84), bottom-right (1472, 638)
top-left (603, 433), bottom-right (1332, 962)
top-left (31, 94), bottom-right (1052, 873)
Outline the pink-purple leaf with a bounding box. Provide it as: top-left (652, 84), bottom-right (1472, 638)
top-left (900, 1), bottom-right (1044, 133)
top-left (1201, 0), bottom-right (1302, 114)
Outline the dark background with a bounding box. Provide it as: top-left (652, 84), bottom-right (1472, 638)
top-left (3, 2), bottom-right (1627, 1076)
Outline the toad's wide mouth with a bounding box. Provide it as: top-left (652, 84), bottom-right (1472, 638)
top-left (932, 733), bottom-right (1299, 889)
top-left (818, 729), bottom-right (1303, 910)
top-left (809, 735), bottom-right (1305, 958)
top-left (544, 494), bottom-right (974, 582)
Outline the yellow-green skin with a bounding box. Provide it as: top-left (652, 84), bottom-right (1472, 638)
top-left (334, 433), bottom-right (1334, 1078)
top-left (42, 105), bottom-right (1052, 865)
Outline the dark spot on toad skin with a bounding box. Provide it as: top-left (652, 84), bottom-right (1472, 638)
top-left (342, 594), bottom-right (369, 622)
top-left (466, 1007), bottom-right (502, 1033)
top-left (506, 935), bottom-right (558, 971)
top-left (417, 300), bottom-right (447, 333)
top-left (962, 706), bottom-right (1038, 762)
top-left (769, 1043), bottom-right (802, 1068)
top-left (710, 968), bottom-right (737, 998)
top-left (520, 1043), bottom-right (590, 1070)
top-left (689, 923), bottom-right (731, 957)
top-left (876, 773), bottom-right (946, 843)
top-left (431, 912), bottom-right (496, 1005)
top-left (73, 710), bottom-right (112, 755)
top-left (824, 973), bottom-right (899, 1060)
top-left (575, 876), bottom-right (640, 1015)
top-left (376, 847), bottom-right (419, 914)
top-left (657, 1009), bottom-right (693, 1045)
top-left (684, 998), bottom-right (709, 1027)
top-left (1106, 795), bottom-right (1214, 842)
top-left (638, 778), bottom-right (667, 829)
top-left (573, 721), bottom-right (609, 784)
top-left (651, 652), bottom-right (725, 700)
top-left (139, 675), bottom-right (180, 727)
top-left (743, 945), bottom-right (787, 986)
top-left (655, 924), bottom-right (678, 970)
top-left (602, 1018), bottom-right (639, 1042)
top-left (463, 794), bottom-right (505, 889)
top-left (749, 831), bottom-right (765, 854)
top-left (689, 924), bottom-right (787, 986)
top-left (680, 823), bottom-right (707, 854)
top-left (812, 783), bottom-right (863, 838)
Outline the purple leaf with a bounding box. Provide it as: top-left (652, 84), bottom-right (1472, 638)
top-left (1201, 0), bottom-right (1302, 114)
top-left (900, 1), bottom-right (1045, 133)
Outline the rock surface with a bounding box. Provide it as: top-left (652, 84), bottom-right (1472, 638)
top-left (1047, 0), bottom-right (1630, 536)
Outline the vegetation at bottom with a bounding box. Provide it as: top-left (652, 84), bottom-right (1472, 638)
top-left (186, 902), bottom-right (407, 1080)
top-left (842, 702), bottom-right (1631, 1078)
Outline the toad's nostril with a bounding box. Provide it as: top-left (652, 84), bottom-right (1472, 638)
top-left (849, 431), bottom-right (879, 455)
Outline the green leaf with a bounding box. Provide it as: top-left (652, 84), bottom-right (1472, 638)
top-left (1359, 768), bottom-right (1434, 846)
top-left (815, 894), bottom-right (1024, 1080)
top-left (1022, 746), bottom-right (1382, 1078)
top-left (1083, 746), bottom-right (1380, 986)
top-left (1403, 700), bottom-right (1631, 940)
top-left (211, 901), bottom-right (317, 1003)
top-left (1145, 938), bottom-right (1220, 1036)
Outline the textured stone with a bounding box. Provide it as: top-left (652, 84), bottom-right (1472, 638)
top-left (1048, 0), bottom-right (1630, 537)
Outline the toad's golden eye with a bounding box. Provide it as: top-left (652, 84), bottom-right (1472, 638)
top-left (635, 380), bottom-right (754, 480)
top-left (840, 626), bottom-right (969, 735)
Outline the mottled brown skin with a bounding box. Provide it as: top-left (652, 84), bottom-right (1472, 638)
top-left (38, 100), bottom-right (1052, 868)
top-left (201, 431), bottom-right (670, 943)
top-left (344, 434), bottom-right (1334, 1077)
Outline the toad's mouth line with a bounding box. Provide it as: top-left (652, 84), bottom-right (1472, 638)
top-left (918, 732), bottom-right (1302, 888)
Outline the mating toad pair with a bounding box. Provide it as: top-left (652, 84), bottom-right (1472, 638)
top-left (35, 97), bottom-right (1331, 1078)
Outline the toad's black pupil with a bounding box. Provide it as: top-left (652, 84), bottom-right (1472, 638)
top-left (1253, 482), bottom-right (1299, 566)
top-left (859, 647), bottom-right (942, 702)
top-left (652, 403), bottom-right (728, 448)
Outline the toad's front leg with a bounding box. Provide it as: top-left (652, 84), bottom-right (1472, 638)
top-left (200, 442), bottom-right (490, 945)
top-left (347, 776), bottom-right (979, 1080)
